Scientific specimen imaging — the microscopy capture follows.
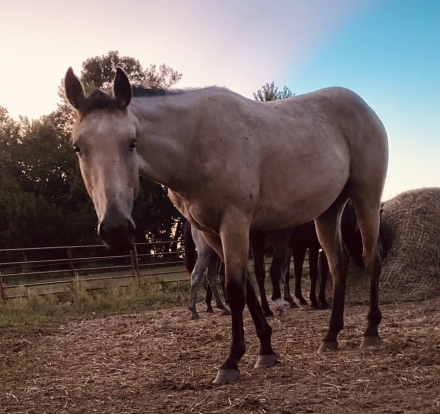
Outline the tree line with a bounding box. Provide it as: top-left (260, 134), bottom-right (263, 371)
top-left (0, 51), bottom-right (292, 256)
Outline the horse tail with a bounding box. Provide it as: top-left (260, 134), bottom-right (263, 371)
top-left (183, 220), bottom-right (197, 273)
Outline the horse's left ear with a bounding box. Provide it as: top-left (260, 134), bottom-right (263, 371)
top-left (113, 68), bottom-right (132, 111)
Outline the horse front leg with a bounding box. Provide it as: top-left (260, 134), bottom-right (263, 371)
top-left (204, 219), bottom-right (276, 384)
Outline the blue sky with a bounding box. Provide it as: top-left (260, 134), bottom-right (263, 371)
top-left (0, 0), bottom-right (438, 200)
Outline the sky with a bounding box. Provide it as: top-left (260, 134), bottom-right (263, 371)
top-left (0, 0), bottom-right (439, 200)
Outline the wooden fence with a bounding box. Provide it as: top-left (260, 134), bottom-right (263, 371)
top-left (0, 241), bottom-right (310, 300)
top-left (0, 241), bottom-right (188, 300)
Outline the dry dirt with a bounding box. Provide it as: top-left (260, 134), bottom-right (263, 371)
top-left (1, 296), bottom-right (440, 414)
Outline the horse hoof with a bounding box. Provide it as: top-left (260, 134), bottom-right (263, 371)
top-left (206, 308), bottom-right (214, 313)
top-left (311, 302), bottom-right (319, 309)
top-left (264, 310), bottom-right (274, 318)
top-left (320, 302), bottom-right (329, 310)
top-left (289, 302), bottom-right (299, 309)
top-left (213, 369), bottom-right (240, 384)
top-left (222, 308), bottom-right (231, 316)
top-left (191, 314), bottom-right (200, 320)
top-left (361, 336), bottom-right (382, 348)
top-left (278, 307), bottom-right (287, 317)
top-left (299, 300), bottom-right (308, 306)
top-left (254, 353), bottom-right (278, 369)
top-left (318, 341), bottom-right (338, 354)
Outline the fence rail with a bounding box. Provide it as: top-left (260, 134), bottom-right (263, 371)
top-left (0, 241), bottom-right (188, 300)
top-left (0, 241), bottom-right (309, 301)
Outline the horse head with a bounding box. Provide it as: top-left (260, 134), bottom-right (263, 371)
top-left (64, 67), bottom-right (139, 251)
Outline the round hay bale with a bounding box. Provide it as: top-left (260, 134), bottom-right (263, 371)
top-left (380, 187), bottom-right (440, 301)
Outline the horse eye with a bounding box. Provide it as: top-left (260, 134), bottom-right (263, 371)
top-left (129, 139), bottom-right (137, 150)
top-left (73, 144), bottom-right (80, 153)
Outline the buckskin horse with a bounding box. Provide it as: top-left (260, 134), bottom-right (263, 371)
top-left (64, 67), bottom-right (388, 384)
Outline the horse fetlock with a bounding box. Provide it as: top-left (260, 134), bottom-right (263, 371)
top-left (213, 368), bottom-right (240, 384)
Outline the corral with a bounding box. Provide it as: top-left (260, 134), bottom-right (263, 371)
top-left (1, 187), bottom-right (440, 413)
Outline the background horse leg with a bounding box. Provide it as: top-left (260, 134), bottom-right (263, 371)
top-left (206, 256), bottom-right (230, 316)
top-left (218, 260), bottom-right (228, 305)
top-left (293, 247), bottom-right (308, 306)
top-left (204, 218), bottom-right (276, 384)
top-left (351, 198), bottom-right (383, 347)
top-left (188, 253), bottom-right (213, 320)
top-left (318, 252), bottom-right (330, 309)
top-left (308, 246), bottom-right (320, 308)
top-left (205, 284), bottom-right (213, 312)
top-left (282, 250), bottom-right (298, 309)
top-left (250, 231), bottom-right (274, 317)
top-left (315, 200), bottom-right (349, 352)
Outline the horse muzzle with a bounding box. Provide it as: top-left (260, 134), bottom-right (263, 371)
top-left (98, 214), bottom-right (136, 252)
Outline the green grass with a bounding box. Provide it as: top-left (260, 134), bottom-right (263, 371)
top-left (0, 277), bottom-right (194, 327)
top-left (0, 264), bottom-right (312, 328)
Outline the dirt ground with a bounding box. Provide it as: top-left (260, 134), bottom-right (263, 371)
top-left (1, 296), bottom-right (440, 414)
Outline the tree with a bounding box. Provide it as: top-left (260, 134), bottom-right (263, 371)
top-left (253, 82), bottom-right (294, 102)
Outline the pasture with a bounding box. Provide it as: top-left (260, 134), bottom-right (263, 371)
top-left (1, 294), bottom-right (439, 413)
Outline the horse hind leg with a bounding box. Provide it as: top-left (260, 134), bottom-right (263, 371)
top-left (350, 197), bottom-right (383, 347)
top-left (314, 200), bottom-right (349, 352)
top-left (206, 256), bottom-right (230, 316)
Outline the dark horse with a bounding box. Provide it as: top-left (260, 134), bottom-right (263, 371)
top-left (65, 67), bottom-right (388, 383)
top-left (253, 202), bottom-right (365, 316)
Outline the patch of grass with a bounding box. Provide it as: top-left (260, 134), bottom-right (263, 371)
top-left (0, 278), bottom-right (195, 327)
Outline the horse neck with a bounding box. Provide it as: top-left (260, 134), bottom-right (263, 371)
top-left (130, 96), bottom-right (194, 191)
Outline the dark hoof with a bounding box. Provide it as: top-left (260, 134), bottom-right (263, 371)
top-left (206, 308), bottom-right (214, 313)
top-left (191, 313), bottom-right (200, 320)
top-left (318, 341), bottom-right (338, 354)
top-left (264, 309), bottom-right (274, 318)
top-left (254, 353), bottom-right (278, 368)
top-left (299, 299), bottom-right (308, 306)
top-left (213, 368), bottom-right (240, 384)
top-left (310, 302), bottom-right (320, 309)
top-left (319, 302), bottom-right (329, 310)
top-left (361, 336), bottom-right (382, 348)
top-left (221, 308), bottom-right (231, 316)
top-left (289, 301), bottom-right (299, 309)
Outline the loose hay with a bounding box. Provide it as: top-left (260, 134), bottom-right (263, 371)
top-left (380, 187), bottom-right (440, 301)
top-left (1, 299), bottom-right (440, 413)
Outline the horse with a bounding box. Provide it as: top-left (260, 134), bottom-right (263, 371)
top-left (183, 220), bottom-right (230, 319)
top-left (251, 202), bottom-right (364, 316)
top-left (64, 67), bottom-right (388, 384)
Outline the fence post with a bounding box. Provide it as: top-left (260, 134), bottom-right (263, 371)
top-left (67, 248), bottom-right (75, 279)
top-left (130, 244), bottom-right (140, 284)
top-left (0, 271), bottom-right (6, 301)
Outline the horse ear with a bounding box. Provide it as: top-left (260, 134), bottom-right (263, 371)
top-left (113, 68), bottom-right (132, 111)
top-left (64, 67), bottom-right (85, 111)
